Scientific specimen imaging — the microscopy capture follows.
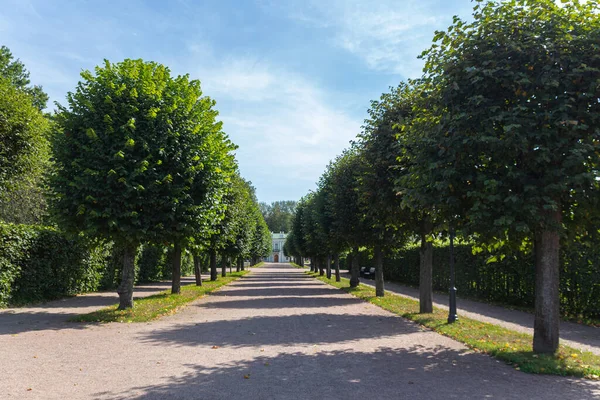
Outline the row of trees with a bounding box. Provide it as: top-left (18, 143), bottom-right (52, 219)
top-left (259, 200), bottom-right (297, 233)
top-left (285, 0), bottom-right (600, 354)
top-left (1, 51), bottom-right (271, 309)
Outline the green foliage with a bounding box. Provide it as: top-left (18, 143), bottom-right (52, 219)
top-left (342, 239), bottom-right (600, 320)
top-left (137, 244), bottom-right (170, 283)
top-left (0, 223), bottom-right (111, 306)
top-left (259, 200), bottom-right (297, 232)
top-left (419, 0), bottom-right (600, 236)
top-left (211, 174), bottom-right (270, 261)
top-left (51, 58), bottom-right (236, 247)
top-left (0, 77), bottom-right (50, 191)
top-left (358, 83), bottom-right (418, 246)
top-left (0, 45), bottom-right (48, 110)
top-left (0, 46), bottom-right (51, 224)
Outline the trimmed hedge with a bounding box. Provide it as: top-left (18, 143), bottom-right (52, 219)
top-left (341, 240), bottom-right (600, 320)
top-left (0, 223), bottom-right (111, 306)
top-left (137, 244), bottom-right (195, 283)
top-left (1, 222), bottom-right (240, 307)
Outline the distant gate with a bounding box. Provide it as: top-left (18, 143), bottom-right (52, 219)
top-left (274, 254), bottom-right (279, 263)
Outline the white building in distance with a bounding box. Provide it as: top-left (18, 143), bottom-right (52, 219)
top-left (265, 232), bottom-right (289, 263)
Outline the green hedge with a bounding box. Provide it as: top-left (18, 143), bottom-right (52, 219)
top-left (0, 223), bottom-right (111, 306)
top-left (341, 240), bottom-right (600, 320)
top-left (0, 222), bottom-right (231, 307)
top-left (137, 244), bottom-right (195, 283)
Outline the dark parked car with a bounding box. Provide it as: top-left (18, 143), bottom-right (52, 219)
top-left (359, 266), bottom-right (368, 277)
top-left (363, 267), bottom-right (375, 279)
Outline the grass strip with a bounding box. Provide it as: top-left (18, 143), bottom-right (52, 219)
top-left (308, 272), bottom-right (600, 380)
top-left (250, 262), bottom-right (266, 268)
top-left (71, 271), bottom-right (249, 323)
top-left (290, 263), bottom-right (306, 269)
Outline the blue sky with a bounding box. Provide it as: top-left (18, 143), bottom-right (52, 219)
top-left (0, 0), bottom-right (474, 203)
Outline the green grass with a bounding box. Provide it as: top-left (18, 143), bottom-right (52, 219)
top-left (308, 272), bottom-right (600, 380)
top-left (250, 262), bottom-right (266, 268)
top-left (71, 271), bottom-right (249, 323)
top-left (290, 263), bottom-right (306, 269)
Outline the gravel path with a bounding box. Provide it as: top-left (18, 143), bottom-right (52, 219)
top-left (343, 272), bottom-right (600, 355)
top-left (0, 276), bottom-right (199, 335)
top-left (1, 263), bottom-right (598, 400)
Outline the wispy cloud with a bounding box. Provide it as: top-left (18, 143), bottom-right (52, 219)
top-left (180, 50), bottom-right (361, 199)
top-left (1, 0), bottom-right (473, 202)
top-left (273, 0), bottom-right (473, 78)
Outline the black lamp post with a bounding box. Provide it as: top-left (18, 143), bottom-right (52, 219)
top-left (448, 227), bottom-right (458, 324)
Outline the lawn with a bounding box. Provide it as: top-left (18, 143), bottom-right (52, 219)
top-left (308, 272), bottom-right (600, 380)
top-left (71, 271), bottom-right (249, 323)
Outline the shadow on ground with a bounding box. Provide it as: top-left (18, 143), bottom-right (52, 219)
top-left (138, 312), bottom-right (422, 348)
top-left (95, 345), bottom-right (600, 400)
top-left (0, 278), bottom-right (197, 335)
top-left (346, 273), bottom-right (600, 353)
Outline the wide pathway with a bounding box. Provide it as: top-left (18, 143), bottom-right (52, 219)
top-left (0, 276), bottom-right (199, 335)
top-left (1, 264), bottom-right (598, 399)
top-left (345, 273), bottom-right (600, 355)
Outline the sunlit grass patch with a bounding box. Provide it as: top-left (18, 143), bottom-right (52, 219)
top-left (71, 271), bottom-right (249, 323)
top-left (308, 272), bottom-right (600, 380)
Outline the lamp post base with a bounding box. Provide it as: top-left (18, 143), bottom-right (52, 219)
top-left (448, 286), bottom-right (458, 323)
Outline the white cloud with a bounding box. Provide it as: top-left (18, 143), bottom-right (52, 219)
top-left (191, 55), bottom-right (361, 194)
top-left (275, 0), bottom-right (473, 78)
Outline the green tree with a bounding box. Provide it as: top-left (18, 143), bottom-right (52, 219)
top-left (323, 149), bottom-right (368, 287)
top-left (249, 206), bottom-right (271, 265)
top-left (208, 174), bottom-right (260, 278)
top-left (51, 59), bottom-right (234, 308)
top-left (259, 200), bottom-right (297, 232)
top-left (358, 84), bottom-right (418, 297)
top-left (0, 47), bottom-right (51, 224)
top-left (419, 0), bottom-right (600, 353)
top-left (0, 46), bottom-right (48, 111)
top-left (391, 81), bottom-right (443, 313)
top-left (0, 77), bottom-right (50, 219)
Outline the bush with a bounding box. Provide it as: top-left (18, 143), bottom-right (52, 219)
top-left (137, 245), bottom-right (195, 283)
top-left (340, 239), bottom-right (600, 320)
top-left (138, 244), bottom-right (169, 283)
top-left (0, 223), bottom-right (111, 306)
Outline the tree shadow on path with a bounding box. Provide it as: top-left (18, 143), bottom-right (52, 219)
top-left (96, 345), bottom-right (600, 400)
top-left (0, 277), bottom-right (198, 335)
top-left (138, 312), bottom-right (422, 348)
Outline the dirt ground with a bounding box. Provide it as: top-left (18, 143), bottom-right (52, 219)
top-left (1, 264), bottom-right (598, 399)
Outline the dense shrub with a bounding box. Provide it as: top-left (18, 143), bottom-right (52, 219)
top-left (137, 245), bottom-right (195, 283)
top-left (341, 240), bottom-right (600, 320)
top-left (0, 223), bottom-right (111, 306)
top-left (137, 244), bottom-right (169, 283)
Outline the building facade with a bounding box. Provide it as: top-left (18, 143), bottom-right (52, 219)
top-left (265, 232), bottom-right (290, 263)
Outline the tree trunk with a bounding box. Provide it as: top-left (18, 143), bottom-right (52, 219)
top-left (194, 254), bottom-right (202, 286)
top-left (210, 248), bottom-right (217, 281)
top-left (350, 247), bottom-right (360, 288)
top-left (375, 245), bottom-right (384, 297)
top-left (236, 257), bottom-right (241, 272)
top-left (326, 255), bottom-right (332, 279)
top-left (334, 254), bottom-right (341, 282)
top-left (310, 257), bottom-right (314, 272)
top-left (171, 243), bottom-right (182, 294)
top-left (319, 258), bottom-right (325, 276)
top-left (241, 257), bottom-right (245, 271)
top-left (221, 255), bottom-right (227, 277)
top-left (533, 210), bottom-right (561, 354)
top-left (419, 220), bottom-right (433, 313)
top-left (117, 242), bottom-right (138, 310)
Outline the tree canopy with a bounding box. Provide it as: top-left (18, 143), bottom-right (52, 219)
top-left (51, 58), bottom-right (237, 307)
